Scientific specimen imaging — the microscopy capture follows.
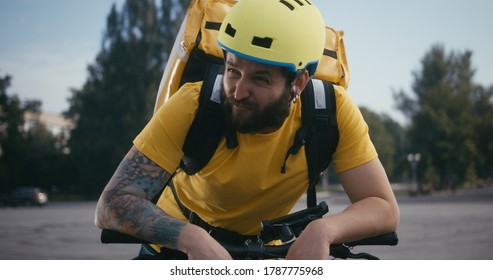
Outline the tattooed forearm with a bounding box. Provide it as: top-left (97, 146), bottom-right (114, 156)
top-left (108, 189), bottom-right (186, 249)
top-left (112, 146), bottom-right (171, 200)
top-left (95, 145), bottom-right (185, 249)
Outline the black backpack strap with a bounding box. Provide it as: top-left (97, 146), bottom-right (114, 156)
top-left (300, 79), bottom-right (339, 208)
top-left (180, 63), bottom-right (237, 175)
top-left (180, 47), bottom-right (224, 87)
top-left (168, 179), bottom-right (257, 245)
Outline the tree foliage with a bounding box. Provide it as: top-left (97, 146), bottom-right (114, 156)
top-left (394, 44), bottom-right (493, 190)
top-left (0, 73), bottom-right (64, 194)
top-left (472, 85), bottom-right (493, 179)
top-left (360, 108), bottom-right (406, 182)
top-left (0, 74), bottom-right (22, 191)
top-left (65, 0), bottom-right (187, 198)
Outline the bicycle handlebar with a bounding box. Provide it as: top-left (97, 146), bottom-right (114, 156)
top-left (100, 201), bottom-right (398, 259)
top-left (101, 229), bottom-right (398, 259)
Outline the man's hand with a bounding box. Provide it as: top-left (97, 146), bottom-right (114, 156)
top-left (178, 223), bottom-right (233, 260)
top-left (285, 219), bottom-right (332, 260)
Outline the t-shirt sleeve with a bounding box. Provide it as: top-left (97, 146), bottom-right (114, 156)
top-left (133, 82), bottom-right (201, 173)
top-left (331, 86), bottom-right (378, 173)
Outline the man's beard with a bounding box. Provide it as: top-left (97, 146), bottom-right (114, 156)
top-left (221, 86), bottom-right (293, 134)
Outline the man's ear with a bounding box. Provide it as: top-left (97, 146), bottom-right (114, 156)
top-left (293, 70), bottom-right (310, 96)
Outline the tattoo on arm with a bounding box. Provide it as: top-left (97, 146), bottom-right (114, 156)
top-left (98, 146), bottom-right (186, 249)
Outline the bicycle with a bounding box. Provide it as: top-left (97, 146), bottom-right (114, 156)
top-left (100, 201), bottom-right (398, 260)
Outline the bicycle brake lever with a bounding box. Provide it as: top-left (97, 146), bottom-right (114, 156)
top-left (346, 252), bottom-right (379, 260)
top-left (330, 244), bottom-right (379, 260)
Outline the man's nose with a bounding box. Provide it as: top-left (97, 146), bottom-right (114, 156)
top-left (234, 78), bottom-right (250, 101)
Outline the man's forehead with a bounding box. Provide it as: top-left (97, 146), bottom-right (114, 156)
top-left (225, 52), bottom-right (282, 74)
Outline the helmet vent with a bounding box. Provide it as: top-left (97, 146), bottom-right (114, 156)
top-left (252, 36), bottom-right (273, 49)
top-left (279, 0), bottom-right (295, 11)
top-left (225, 23), bottom-right (237, 37)
top-left (279, 0), bottom-right (312, 11)
top-left (294, 0), bottom-right (305, 6)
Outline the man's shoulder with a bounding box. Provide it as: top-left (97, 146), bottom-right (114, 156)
top-left (153, 81), bottom-right (203, 120)
top-left (165, 81), bottom-right (203, 105)
top-left (176, 81), bottom-right (203, 96)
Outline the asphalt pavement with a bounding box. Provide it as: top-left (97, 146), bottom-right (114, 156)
top-left (0, 186), bottom-right (492, 260)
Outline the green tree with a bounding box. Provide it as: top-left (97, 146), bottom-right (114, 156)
top-left (0, 73), bottom-right (63, 194)
top-left (472, 85), bottom-right (493, 181)
top-left (0, 73), bottom-right (22, 191)
top-left (23, 114), bottom-right (66, 191)
top-left (394, 45), bottom-right (484, 190)
top-left (360, 107), bottom-right (395, 179)
top-left (66, 0), bottom-right (187, 198)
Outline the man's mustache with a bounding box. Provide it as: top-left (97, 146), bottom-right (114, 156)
top-left (225, 96), bottom-right (258, 111)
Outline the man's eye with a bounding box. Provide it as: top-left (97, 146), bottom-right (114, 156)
top-left (255, 77), bottom-right (270, 84)
top-left (226, 68), bottom-right (239, 76)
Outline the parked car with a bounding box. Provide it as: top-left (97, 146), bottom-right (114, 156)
top-left (8, 186), bottom-right (48, 207)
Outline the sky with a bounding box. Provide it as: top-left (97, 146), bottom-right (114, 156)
top-left (1, 0), bottom-right (492, 125)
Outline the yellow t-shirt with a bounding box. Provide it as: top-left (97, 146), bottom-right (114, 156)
top-left (133, 81), bottom-right (376, 235)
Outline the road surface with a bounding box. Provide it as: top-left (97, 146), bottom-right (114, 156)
top-left (0, 187), bottom-right (492, 260)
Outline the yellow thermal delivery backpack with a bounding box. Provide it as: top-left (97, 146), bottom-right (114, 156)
top-left (154, 0), bottom-right (350, 112)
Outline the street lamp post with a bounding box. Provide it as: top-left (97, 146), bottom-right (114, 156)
top-left (407, 153), bottom-right (421, 195)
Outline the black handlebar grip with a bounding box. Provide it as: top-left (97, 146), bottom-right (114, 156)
top-left (100, 229), bottom-right (146, 244)
top-left (345, 232), bottom-right (398, 247)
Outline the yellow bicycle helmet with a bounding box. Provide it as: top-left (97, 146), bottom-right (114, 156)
top-left (217, 0), bottom-right (326, 75)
